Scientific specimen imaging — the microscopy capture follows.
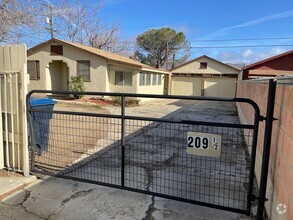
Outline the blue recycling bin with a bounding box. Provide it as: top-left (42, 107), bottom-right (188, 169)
top-left (29, 97), bottom-right (57, 154)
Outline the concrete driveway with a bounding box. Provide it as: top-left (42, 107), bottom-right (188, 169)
top-left (1, 176), bottom-right (251, 220)
top-left (16, 99), bottom-right (255, 219)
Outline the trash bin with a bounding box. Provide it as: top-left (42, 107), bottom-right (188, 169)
top-left (29, 97), bottom-right (57, 154)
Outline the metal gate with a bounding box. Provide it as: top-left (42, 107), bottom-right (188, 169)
top-left (27, 90), bottom-right (263, 216)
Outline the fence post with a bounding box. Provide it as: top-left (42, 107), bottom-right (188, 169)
top-left (0, 75), bottom-right (3, 168)
top-left (256, 79), bottom-right (277, 220)
top-left (0, 44), bottom-right (29, 175)
top-left (121, 95), bottom-right (125, 188)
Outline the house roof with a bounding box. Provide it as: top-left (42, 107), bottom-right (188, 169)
top-left (28, 38), bottom-right (169, 74)
top-left (248, 69), bottom-right (293, 76)
top-left (171, 55), bottom-right (241, 72)
top-left (243, 50), bottom-right (293, 70)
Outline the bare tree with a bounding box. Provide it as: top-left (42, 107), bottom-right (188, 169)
top-left (52, 0), bottom-right (102, 42)
top-left (51, 0), bottom-right (129, 53)
top-left (0, 0), bottom-right (130, 53)
top-left (85, 21), bottom-right (130, 52)
top-left (0, 0), bottom-right (39, 42)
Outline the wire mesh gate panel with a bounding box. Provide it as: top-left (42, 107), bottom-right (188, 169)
top-left (27, 91), bottom-right (261, 215)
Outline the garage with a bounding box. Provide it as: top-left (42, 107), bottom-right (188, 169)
top-left (170, 55), bottom-right (240, 98)
top-left (171, 76), bottom-right (202, 96)
top-left (204, 77), bottom-right (237, 97)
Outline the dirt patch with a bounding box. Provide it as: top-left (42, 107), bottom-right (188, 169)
top-left (33, 103), bottom-right (112, 173)
top-left (86, 98), bottom-right (115, 106)
top-left (53, 97), bottom-right (116, 107)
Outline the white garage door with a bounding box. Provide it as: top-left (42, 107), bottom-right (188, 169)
top-left (171, 77), bottom-right (202, 96)
top-left (204, 77), bottom-right (236, 98)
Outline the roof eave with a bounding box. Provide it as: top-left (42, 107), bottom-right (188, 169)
top-left (171, 55), bottom-right (240, 72)
top-left (243, 50), bottom-right (293, 70)
top-left (141, 67), bottom-right (170, 74)
top-left (108, 59), bottom-right (142, 69)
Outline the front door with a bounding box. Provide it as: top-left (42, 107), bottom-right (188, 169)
top-left (49, 61), bottom-right (69, 91)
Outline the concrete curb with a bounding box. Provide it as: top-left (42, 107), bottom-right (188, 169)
top-left (0, 175), bottom-right (37, 201)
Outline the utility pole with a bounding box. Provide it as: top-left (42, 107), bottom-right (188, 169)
top-left (49, 5), bottom-right (54, 39)
top-left (43, 3), bottom-right (55, 39)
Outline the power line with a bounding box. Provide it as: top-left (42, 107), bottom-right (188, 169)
top-left (188, 44), bottom-right (293, 49)
top-left (106, 44), bottom-right (293, 50)
top-left (97, 37), bottom-right (293, 44)
top-left (188, 37), bottom-right (293, 42)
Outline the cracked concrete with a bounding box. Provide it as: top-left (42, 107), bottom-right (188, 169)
top-left (143, 196), bottom-right (156, 220)
top-left (7, 99), bottom-right (256, 219)
top-left (0, 176), bottom-right (250, 220)
top-left (63, 100), bottom-right (253, 212)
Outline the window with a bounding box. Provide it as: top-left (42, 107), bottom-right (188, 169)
top-left (139, 73), bottom-right (146, 86)
top-left (146, 73), bottom-right (151, 85)
top-left (115, 71), bottom-right (132, 86)
top-left (77, 60), bottom-right (90, 81)
top-left (27, 61), bottom-right (40, 80)
top-left (200, 62), bottom-right (207, 69)
top-left (139, 72), bottom-right (162, 86)
top-left (152, 74), bottom-right (157, 85)
top-left (157, 74), bottom-right (162, 85)
top-left (50, 45), bottom-right (63, 55)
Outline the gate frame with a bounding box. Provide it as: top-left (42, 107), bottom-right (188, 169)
top-left (26, 89), bottom-right (276, 218)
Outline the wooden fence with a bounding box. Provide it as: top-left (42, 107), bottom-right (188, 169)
top-left (0, 44), bottom-right (29, 176)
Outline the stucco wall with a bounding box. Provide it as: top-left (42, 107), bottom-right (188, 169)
top-left (28, 43), bottom-right (109, 92)
top-left (108, 65), bottom-right (138, 94)
top-left (237, 79), bottom-right (293, 220)
top-left (172, 57), bottom-right (239, 74)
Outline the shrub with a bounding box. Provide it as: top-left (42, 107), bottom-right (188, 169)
top-left (112, 96), bottom-right (140, 106)
top-left (69, 76), bottom-right (85, 99)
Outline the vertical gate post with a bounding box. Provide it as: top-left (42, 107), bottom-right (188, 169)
top-left (121, 95), bottom-right (126, 188)
top-left (256, 79), bottom-right (277, 220)
top-left (246, 103), bottom-right (261, 215)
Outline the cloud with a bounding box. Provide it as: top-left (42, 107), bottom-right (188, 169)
top-left (216, 47), bottom-right (287, 65)
top-left (220, 10), bottom-right (293, 32)
top-left (204, 10), bottom-right (293, 39)
top-left (214, 47), bottom-right (288, 64)
top-left (243, 49), bottom-right (253, 58)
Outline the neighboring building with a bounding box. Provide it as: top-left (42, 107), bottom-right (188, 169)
top-left (242, 50), bottom-right (293, 80)
top-left (27, 38), bottom-right (169, 97)
top-left (170, 55), bottom-right (240, 97)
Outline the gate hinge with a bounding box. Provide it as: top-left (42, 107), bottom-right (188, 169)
top-left (252, 195), bottom-right (268, 202)
top-left (251, 194), bottom-right (257, 201)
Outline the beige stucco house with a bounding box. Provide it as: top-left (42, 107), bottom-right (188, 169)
top-left (171, 55), bottom-right (240, 97)
top-left (27, 38), bottom-right (169, 97)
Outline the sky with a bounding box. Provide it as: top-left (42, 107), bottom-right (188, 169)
top-left (25, 0), bottom-right (293, 64)
top-left (97, 0), bottom-right (293, 64)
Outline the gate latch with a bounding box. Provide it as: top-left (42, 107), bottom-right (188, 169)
top-left (260, 116), bottom-right (278, 121)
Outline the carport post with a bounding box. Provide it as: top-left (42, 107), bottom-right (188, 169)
top-left (256, 79), bottom-right (277, 220)
top-left (121, 95), bottom-right (126, 188)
